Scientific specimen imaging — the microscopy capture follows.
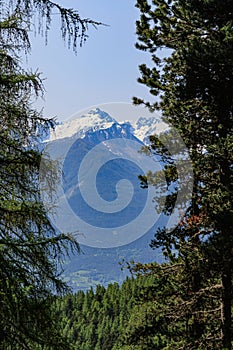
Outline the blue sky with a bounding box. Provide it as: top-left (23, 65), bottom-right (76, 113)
top-left (27, 0), bottom-right (154, 122)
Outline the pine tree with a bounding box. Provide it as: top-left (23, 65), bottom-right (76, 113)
top-left (133, 0), bottom-right (233, 348)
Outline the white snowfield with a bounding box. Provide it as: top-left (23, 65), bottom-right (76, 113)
top-left (49, 107), bottom-right (168, 143)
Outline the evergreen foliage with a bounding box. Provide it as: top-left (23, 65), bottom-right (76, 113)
top-left (53, 264), bottom-right (230, 349)
top-left (52, 275), bottom-right (169, 350)
top-left (0, 1), bottom-right (101, 348)
top-left (130, 0), bottom-right (233, 349)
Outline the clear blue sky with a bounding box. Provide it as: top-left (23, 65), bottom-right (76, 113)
top-left (27, 0), bottom-right (154, 122)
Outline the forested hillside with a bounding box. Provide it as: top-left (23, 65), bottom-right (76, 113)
top-left (53, 262), bottom-right (225, 350)
top-left (53, 277), bottom-right (135, 350)
top-left (53, 273), bottom-right (170, 350)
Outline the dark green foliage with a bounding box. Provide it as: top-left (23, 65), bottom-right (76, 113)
top-left (132, 0), bottom-right (233, 349)
top-left (54, 266), bottom-right (222, 350)
top-left (0, 1), bottom-right (101, 348)
top-left (53, 275), bottom-right (172, 350)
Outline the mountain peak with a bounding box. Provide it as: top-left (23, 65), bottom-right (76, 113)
top-left (50, 108), bottom-right (117, 141)
top-left (49, 108), bottom-right (167, 142)
top-left (132, 116), bottom-right (168, 143)
top-left (81, 108), bottom-right (116, 123)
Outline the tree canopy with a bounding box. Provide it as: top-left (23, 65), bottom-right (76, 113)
top-left (132, 0), bottom-right (233, 348)
top-left (0, 1), bottom-right (101, 348)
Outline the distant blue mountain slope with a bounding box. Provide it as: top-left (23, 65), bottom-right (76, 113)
top-left (43, 109), bottom-right (168, 291)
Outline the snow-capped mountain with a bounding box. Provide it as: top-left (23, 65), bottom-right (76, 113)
top-left (50, 108), bottom-right (117, 141)
top-left (43, 108), bottom-right (167, 290)
top-left (48, 107), bottom-right (168, 143)
top-left (44, 107), bottom-right (168, 247)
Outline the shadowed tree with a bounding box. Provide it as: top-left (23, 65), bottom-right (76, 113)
top-left (0, 1), bottom-right (102, 348)
top-left (131, 0), bottom-right (233, 348)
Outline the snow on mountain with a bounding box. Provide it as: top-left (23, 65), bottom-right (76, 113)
top-left (131, 116), bottom-right (168, 143)
top-left (43, 108), bottom-right (168, 288)
top-left (48, 108), bottom-right (168, 143)
top-left (50, 108), bottom-right (117, 141)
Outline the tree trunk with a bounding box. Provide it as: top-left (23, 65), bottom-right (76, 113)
top-left (221, 254), bottom-right (232, 350)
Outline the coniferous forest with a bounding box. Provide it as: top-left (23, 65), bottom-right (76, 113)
top-left (1, 0), bottom-right (233, 350)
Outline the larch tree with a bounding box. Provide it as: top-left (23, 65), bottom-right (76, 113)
top-left (0, 1), bottom-right (101, 348)
top-left (133, 0), bottom-right (233, 349)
